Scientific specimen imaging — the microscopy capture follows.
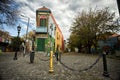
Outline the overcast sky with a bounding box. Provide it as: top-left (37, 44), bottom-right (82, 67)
top-left (7, 0), bottom-right (119, 40)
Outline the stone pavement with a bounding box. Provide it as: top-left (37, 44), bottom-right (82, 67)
top-left (0, 52), bottom-right (120, 80)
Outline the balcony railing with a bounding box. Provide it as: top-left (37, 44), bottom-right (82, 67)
top-left (36, 27), bottom-right (47, 33)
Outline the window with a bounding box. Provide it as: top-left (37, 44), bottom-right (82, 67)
top-left (40, 19), bottom-right (46, 26)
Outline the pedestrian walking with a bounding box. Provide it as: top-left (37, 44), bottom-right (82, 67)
top-left (55, 47), bottom-right (59, 61)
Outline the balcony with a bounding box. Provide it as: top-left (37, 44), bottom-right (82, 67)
top-left (36, 27), bottom-right (47, 34)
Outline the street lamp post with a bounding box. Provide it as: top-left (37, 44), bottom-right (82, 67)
top-left (13, 24), bottom-right (21, 60)
top-left (49, 24), bottom-right (54, 73)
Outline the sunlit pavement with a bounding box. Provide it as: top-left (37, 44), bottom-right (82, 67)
top-left (0, 52), bottom-right (120, 80)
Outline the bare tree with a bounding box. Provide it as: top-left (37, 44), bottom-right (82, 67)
top-left (0, 0), bottom-right (20, 27)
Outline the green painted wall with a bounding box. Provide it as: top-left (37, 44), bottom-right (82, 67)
top-left (36, 38), bottom-right (45, 51)
top-left (45, 37), bottom-right (50, 53)
top-left (35, 35), bottom-right (55, 53)
top-left (45, 35), bottom-right (55, 53)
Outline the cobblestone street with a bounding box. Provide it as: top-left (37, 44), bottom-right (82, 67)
top-left (0, 52), bottom-right (120, 80)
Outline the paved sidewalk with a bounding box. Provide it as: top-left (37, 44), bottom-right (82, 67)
top-left (0, 52), bottom-right (120, 80)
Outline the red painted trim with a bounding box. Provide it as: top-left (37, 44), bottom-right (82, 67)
top-left (40, 15), bottom-right (47, 19)
top-left (50, 13), bottom-right (64, 39)
top-left (50, 13), bottom-right (65, 51)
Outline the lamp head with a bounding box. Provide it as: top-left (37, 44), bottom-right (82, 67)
top-left (17, 24), bottom-right (21, 32)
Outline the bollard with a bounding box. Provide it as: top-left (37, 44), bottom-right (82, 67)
top-left (49, 51), bottom-right (54, 73)
top-left (59, 52), bottom-right (61, 61)
top-left (30, 51), bottom-right (35, 63)
top-left (102, 51), bottom-right (109, 77)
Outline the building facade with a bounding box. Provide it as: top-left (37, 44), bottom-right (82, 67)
top-left (98, 33), bottom-right (120, 54)
top-left (0, 30), bottom-right (12, 52)
top-left (35, 6), bottom-right (64, 53)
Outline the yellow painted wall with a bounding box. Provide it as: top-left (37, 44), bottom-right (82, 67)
top-left (55, 26), bottom-right (63, 52)
top-left (49, 13), bottom-right (64, 53)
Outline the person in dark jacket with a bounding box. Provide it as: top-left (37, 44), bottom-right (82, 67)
top-left (55, 47), bottom-right (59, 61)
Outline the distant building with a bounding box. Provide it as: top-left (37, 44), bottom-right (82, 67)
top-left (35, 6), bottom-right (64, 53)
top-left (98, 33), bottom-right (120, 53)
top-left (0, 30), bottom-right (12, 52)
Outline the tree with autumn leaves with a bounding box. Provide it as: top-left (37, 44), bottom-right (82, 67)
top-left (10, 30), bottom-right (35, 51)
top-left (68, 7), bottom-right (119, 53)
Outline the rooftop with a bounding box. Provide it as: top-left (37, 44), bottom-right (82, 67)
top-left (110, 33), bottom-right (120, 37)
top-left (37, 6), bottom-right (51, 13)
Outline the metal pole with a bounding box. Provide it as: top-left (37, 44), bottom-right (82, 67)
top-left (49, 25), bottom-right (54, 73)
top-left (49, 51), bottom-right (54, 72)
top-left (24, 17), bottom-right (30, 56)
top-left (13, 26), bottom-right (20, 60)
top-left (102, 51), bottom-right (109, 77)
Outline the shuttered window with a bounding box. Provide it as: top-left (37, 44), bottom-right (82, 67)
top-left (40, 19), bottom-right (46, 26)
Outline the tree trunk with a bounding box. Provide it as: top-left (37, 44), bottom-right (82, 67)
top-left (78, 44), bottom-right (82, 52)
top-left (88, 45), bottom-right (91, 54)
top-left (87, 44), bottom-right (92, 54)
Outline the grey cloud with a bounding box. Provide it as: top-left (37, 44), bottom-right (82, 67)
top-left (68, 4), bottom-right (80, 12)
top-left (67, 0), bottom-right (86, 12)
top-left (18, 2), bottom-right (35, 12)
top-left (91, 0), bottom-right (101, 3)
top-left (15, 0), bottom-right (118, 40)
